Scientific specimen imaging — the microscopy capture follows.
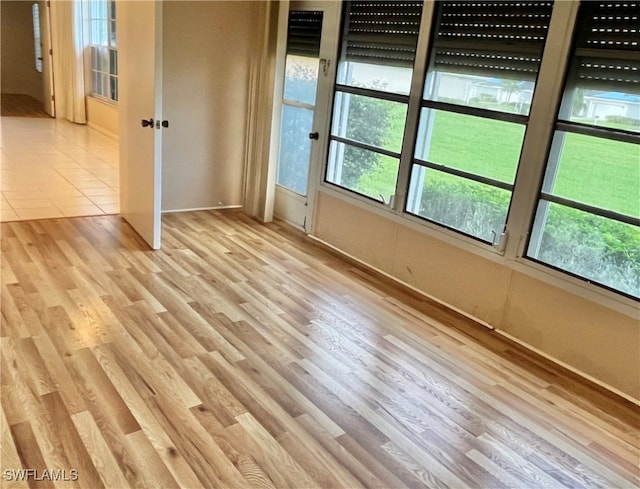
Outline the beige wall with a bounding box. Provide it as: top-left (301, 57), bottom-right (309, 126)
top-left (161, 1), bottom-right (265, 211)
top-left (1, 1), bottom-right (43, 101)
top-left (86, 96), bottom-right (118, 139)
top-left (314, 191), bottom-right (640, 402)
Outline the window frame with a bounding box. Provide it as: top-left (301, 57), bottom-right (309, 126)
top-left (32, 3), bottom-right (43, 73)
top-left (87, 0), bottom-right (118, 103)
top-left (403, 1), bottom-right (554, 246)
top-left (323, 0), bottom-right (424, 205)
top-left (316, 0), bottom-right (639, 311)
top-left (523, 2), bottom-right (640, 300)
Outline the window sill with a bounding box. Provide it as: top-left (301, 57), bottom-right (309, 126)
top-left (88, 94), bottom-right (118, 107)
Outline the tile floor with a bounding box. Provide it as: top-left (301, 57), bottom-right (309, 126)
top-left (1, 117), bottom-right (119, 222)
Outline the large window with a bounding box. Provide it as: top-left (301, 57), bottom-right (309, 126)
top-left (325, 0), bottom-right (422, 203)
top-left (321, 0), bottom-right (639, 301)
top-left (88, 0), bottom-right (117, 102)
top-left (406, 1), bottom-right (553, 244)
top-left (527, 1), bottom-right (640, 298)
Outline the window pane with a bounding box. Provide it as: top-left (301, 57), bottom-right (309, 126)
top-left (32, 3), bottom-right (43, 73)
top-left (332, 93), bottom-right (407, 153)
top-left (407, 166), bottom-right (510, 242)
top-left (528, 201), bottom-right (639, 298)
top-left (109, 49), bottom-right (117, 76)
top-left (337, 63), bottom-right (413, 95)
top-left (110, 76), bottom-right (118, 102)
top-left (101, 72), bottom-right (109, 97)
top-left (563, 88), bottom-right (640, 133)
top-left (425, 1), bottom-right (553, 115)
top-left (277, 105), bottom-right (313, 195)
top-left (109, 20), bottom-right (117, 47)
top-left (95, 48), bottom-right (105, 72)
top-left (415, 109), bottom-right (525, 184)
top-left (96, 0), bottom-right (107, 18)
top-left (283, 55), bottom-right (319, 106)
top-left (327, 141), bottom-right (398, 202)
top-left (92, 19), bottom-right (107, 45)
top-left (92, 71), bottom-right (99, 94)
top-left (91, 46), bottom-right (98, 69)
top-left (543, 132), bottom-right (640, 218)
top-left (425, 72), bottom-right (536, 115)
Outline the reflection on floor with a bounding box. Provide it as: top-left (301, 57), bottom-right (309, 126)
top-left (1, 116), bottom-right (119, 222)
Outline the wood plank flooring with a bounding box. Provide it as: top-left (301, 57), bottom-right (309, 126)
top-left (1, 94), bottom-right (50, 118)
top-left (1, 210), bottom-right (639, 489)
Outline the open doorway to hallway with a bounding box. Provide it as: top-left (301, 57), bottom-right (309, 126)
top-left (0, 115), bottom-right (119, 222)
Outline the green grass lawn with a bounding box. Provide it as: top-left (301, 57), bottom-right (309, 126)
top-left (358, 107), bottom-right (640, 218)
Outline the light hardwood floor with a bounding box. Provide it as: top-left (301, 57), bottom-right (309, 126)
top-left (1, 210), bottom-right (638, 489)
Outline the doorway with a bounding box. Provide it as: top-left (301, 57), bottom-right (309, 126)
top-left (0, 1), bottom-right (55, 118)
top-left (273, 1), bottom-right (339, 232)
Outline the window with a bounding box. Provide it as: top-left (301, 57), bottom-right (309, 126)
top-left (527, 1), bottom-right (640, 298)
top-left (406, 1), bottom-right (553, 244)
top-left (32, 3), bottom-right (43, 73)
top-left (320, 0), bottom-right (639, 301)
top-left (325, 1), bottom-right (422, 203)
top-left (88, 0), bottom-right (117, 102)
top-left (276, 10), bottom-right (324, 195)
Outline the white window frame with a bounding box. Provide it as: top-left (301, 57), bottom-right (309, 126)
top-left (88, 0), bottom-right (117, 103)
top-left (32, 3), bottom-right (43, 73)
top-left (319, 0), bottom-right (639, 313)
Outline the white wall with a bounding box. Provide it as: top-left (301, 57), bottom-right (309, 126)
top-left (161, 1), bottom-right (265, 212)
top-left (314, 190), bottom-right (640, 402)
top-left (1, 1), bottom-right (43, 101)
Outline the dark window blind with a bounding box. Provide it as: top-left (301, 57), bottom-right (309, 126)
top-left (287, 10), bottom-right (323, 58)
top-left (342, 1), bottom-right (423, 68)
top-left (431, 1), bottom-right (553, 80)
top-left (573, 1), bottom-right (640, 92)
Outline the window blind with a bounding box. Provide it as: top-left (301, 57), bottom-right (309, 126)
top-left (573, 1), bottom-right (640, 92)
top-left (287, 10), bottom-right (323, 58)
top-left (342, 1), bottom-right (423, 68)
top-left (432, 1), bottom-right (554, 80)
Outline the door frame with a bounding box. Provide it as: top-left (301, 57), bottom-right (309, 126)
top-left (39, 0), bottom-right (55, 117)
top-left (271, 0), bottom-right (340, 233)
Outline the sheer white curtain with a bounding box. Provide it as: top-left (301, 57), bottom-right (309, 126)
top-left (50, 0), bottom-right (86, 123)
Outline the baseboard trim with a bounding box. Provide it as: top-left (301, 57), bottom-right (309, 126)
top-left (307, 233), bottom-right (640, 408)
top-left (307, 234), bottom-right (495, 330)
top-left (495, 330), bottom-right (640, 407)
top-left (87, 122), bottom-right (118, 141)
top-left (162, 205), bottom-right (242, 214)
